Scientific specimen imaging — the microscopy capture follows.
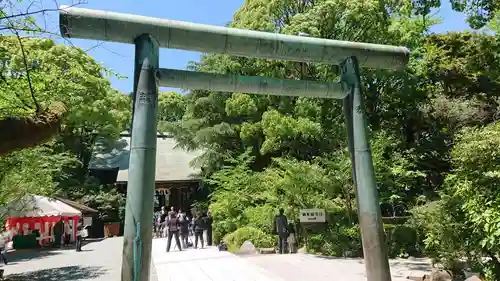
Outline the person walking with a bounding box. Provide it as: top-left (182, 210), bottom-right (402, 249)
top-left (192, 213), bottom-right (205, 249)
top-left (179, 214), bottom-right (190, 248)
top-left (166, 212), bottom-right (182, 252)
top-left (159, 207), bottom-right (168, 238)
top-left (167, 206), bottom-right (176, 217)
top-left (53, 218), bottom-right (64, 248)
top-left (287, 222), bottom-right (297, 253)
top-left (177, 209), bottom-right (186, 219)
top-left (205, 211), bottom-right (213, 246)
top-left (0, 234), bottom-right (8, 265)
top-left (75, 219), bottom-right (83, 252)
top-left (63, 220), bottom-right (72, 247)
top-left (274, 208), bottom-right (288, 254)
top-left (153, 212), bottom-right (158, 235)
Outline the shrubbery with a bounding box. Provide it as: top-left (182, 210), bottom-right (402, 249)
top-left (307, 225), bottom-right (363, 257)
top-left (223, 226), bottom-right (275, 251)
top-left (384, 224), bottom-right (423, 258)
top-left (207, 153), bottom-right (427, 259)
top-left (305, 223), bottom-right (423, 258)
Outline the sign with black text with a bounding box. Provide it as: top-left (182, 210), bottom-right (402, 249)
top-left (299, 208), bottom-right (326, 223)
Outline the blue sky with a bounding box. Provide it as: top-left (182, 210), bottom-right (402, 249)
top-left (31, 0), bottom-right (471, 94)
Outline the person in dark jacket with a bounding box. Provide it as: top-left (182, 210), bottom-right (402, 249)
top-left (204, 211), bottom-right (213, 246)
top-left (274, 208), bottom-right (288, 254)
top-left (179, 214), bottom-right (190, 248)
top-left (166, 212), bottom-right (182, 252)
top-left (53, 218), bottom-right (64, 248)
top-left (192, 214), bottom-right (205, 249)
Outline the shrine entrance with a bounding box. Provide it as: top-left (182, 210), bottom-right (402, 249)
top-left (59, 5), bottom-right (410, 281)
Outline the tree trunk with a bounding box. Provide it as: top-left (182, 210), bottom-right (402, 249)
top-left (0, 102), bottom-right (66, 156)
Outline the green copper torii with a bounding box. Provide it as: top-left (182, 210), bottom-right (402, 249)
top-left (59, 5), bottom-right (410, 281)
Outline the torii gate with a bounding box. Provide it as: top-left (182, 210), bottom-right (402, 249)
top-left (59, 6), bottom-right (409, 281)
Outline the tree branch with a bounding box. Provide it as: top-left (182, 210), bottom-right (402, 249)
top-left (13, 30), bottom-right (40, 112)
top-left (0, 60), bottom-right (34, 111)
top-left (0, 2), bottom-right (84, 21)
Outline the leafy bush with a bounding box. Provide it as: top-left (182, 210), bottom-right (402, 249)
top-left (307, 225), bottom-right (362, 257)
top-left (384, 224), bottom-right (423, 258)
top-left (209, 154), bottom-right (348, 246)
top-left (243, 205), bottom-right (276, 234)
top-left (306, 223), bottom-right (422, 258)
top-left (223, 226), bottom-right (275, 251)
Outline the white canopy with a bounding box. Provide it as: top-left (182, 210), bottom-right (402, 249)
top-left (7, 195), bottom-right (82, 217)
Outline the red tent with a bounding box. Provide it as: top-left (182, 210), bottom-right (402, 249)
top-left (5, 195), bottom-right (81, 245)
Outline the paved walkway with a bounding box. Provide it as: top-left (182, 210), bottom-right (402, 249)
top-left (3, 236), bottom-right (431, 281)
top-left (3, 237), bottom-right (157, 281)
top-left (244, 253), bottom-right (431, 281)
top-left (151, 238), bottom-right (431, 281)
top-left (151, 237), bottom-right (284, 281)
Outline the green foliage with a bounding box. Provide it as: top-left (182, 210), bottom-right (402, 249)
top-left (1, 0), bottom-right (499, 278)
top-left (0, 36), bottom-right (130, 220)
top-left (410, 123), bottom-right (500, 279)
top-left (308, 225), bottom-right (362, 257)
top-left (164, 1), bottom-right (500, 278)
top-left (157, 91), bottom-right (186, 131)
top-left (0, 144), bottom-right (77, 220)
top-left (384, 224), bottom-right (423, 258)
top-left (223, 226), bottom-right (276, 251)
top-left (80, 185), bottom-right (126, 222)
top-left (208, 153), bottom-right (350, 247)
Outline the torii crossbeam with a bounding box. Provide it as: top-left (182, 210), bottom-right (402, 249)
top-left (59, 5), bottom-right (410, 281)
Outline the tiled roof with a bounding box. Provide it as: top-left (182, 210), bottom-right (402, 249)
top-left (55, 197), bottom-right (98, 214)
top-left (89, 134), bottom-right (202, 182)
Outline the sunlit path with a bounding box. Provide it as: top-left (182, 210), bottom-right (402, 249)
top-left (2, 237), bottom-right (158, 281)
top-left (151, 238), bottom-right (284, 281)
top-left (244, 253), bottom-right (432, 281)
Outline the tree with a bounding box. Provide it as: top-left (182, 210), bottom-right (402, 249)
top-left (0, 36), bottom-right (130, 153)
top-left (0, 144), bottom-right (77, 221)
top-left (411, 123), bottom-right (500, 279)
top-left (0, 1), bottom-right (96, 155)
top-left (0, 36), bottom-right (131, 219)
top-left (163, 1), bottom-right (500, 275)
top-left (157, 91), bottom-right (186, 131)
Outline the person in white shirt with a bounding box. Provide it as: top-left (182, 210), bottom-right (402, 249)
top-left (0, 234), bottom-right (8, 264)
top-left (76, 219), bottom-right (84, 252)
top-left (63, 221), bottom-right (72, 246)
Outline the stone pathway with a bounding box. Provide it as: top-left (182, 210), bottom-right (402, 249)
top-left (2, 237), bottom-right (157, 281)
top-left (151, 238), bottom-right (431, 281)
top-left (151, 237), bottom-right (284, 281)
top-left (244, 253), bottom-right (432, 281)
top-left (2, 236), bottom-right (431, 281)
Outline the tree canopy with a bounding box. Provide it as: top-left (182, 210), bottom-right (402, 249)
top-left (164, 0), bottom-right (500, 279)
top-left (0, 35), bottom-right (130, 221)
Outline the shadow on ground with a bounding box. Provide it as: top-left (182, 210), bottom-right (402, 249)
top-left (83, 238), bottom-right (107, 244)
top-left (313, 255), bottom-right (364, 262)
top-left (7, 250), bottom-right (61, 263)
top-left (391, 260), bottom-right (432, 271)
top-left (4, 265), bottom-right (108, 281)
top-left (7, 238), bottom-right (105, 263)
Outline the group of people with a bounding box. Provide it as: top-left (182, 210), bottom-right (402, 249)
top-left (154, 206), bottom-right (297, 254)
top-left (153, 206), bottom-right (213, 252)
top-left (53, 218), bottom-right (86, 252)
